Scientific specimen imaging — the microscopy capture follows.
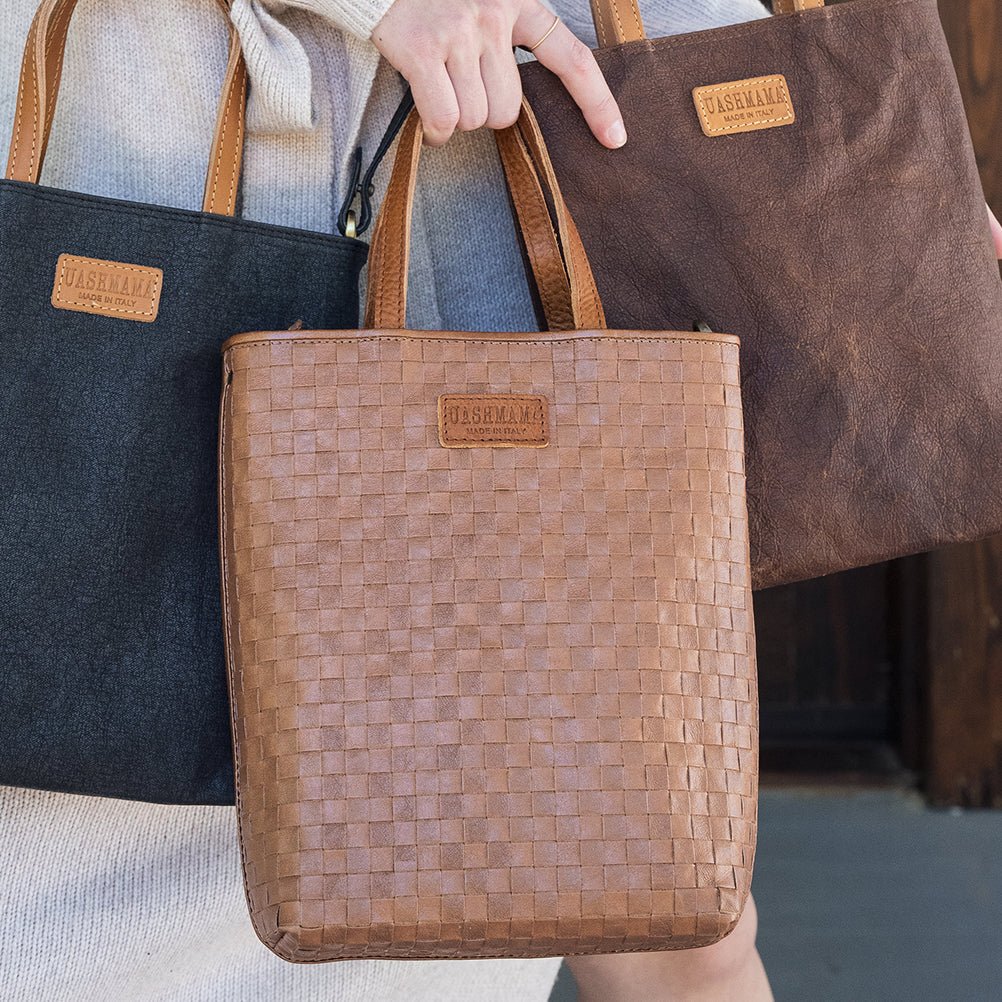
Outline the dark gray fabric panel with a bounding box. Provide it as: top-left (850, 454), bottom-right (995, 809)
top-left (0, 180), bottom-right (366, 804)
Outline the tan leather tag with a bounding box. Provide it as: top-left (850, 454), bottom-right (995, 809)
top-left (693, 74), bottom-right (795, 137)
top-left (438, 394), bottom-right (549, 448)
top-left (51, 254), bottom-right (163, 323)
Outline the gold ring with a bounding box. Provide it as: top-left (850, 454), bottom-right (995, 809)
top-left (528, 14), bottom-right (560, 52)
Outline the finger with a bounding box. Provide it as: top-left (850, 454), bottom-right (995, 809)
top-left (406, 64), bottom-right (461, 146)
top-left (514, 5), bottom-right (626, 149)
top-left (446, 51), bottom-right (490, 133)
top-left (480, 44), bottom-right (522, 130)
top-left (989, 204), bottom-right (1002, 260)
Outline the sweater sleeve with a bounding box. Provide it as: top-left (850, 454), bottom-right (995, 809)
top-left (229, 0), bottom-right (394, 133)
top-left (284, 0), bottom-right (397, 41)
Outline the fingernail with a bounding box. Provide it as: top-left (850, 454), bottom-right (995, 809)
top-left (607, 119), bottom-right (627, 148)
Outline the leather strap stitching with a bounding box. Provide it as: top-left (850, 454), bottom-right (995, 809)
top-left (8, 0), bottom-right (246, 214)
top-left (227, 333), bottom-right (739, 351)
top-left (591, 1), bottom-right (610, 47)
top-left (495, 130), bottom-right (574, 330)
top-left (37, 0), bottom-right (75, 177)
top-left (7, 18), bottom-right (32, 179)
top-left (205, 43), bottom-right (243, 215)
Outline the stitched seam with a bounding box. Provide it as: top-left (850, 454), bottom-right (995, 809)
top-left (374, 134), bottom-right (399, 327)
top-left (206, 78), bottom-right (230, 213)
top-left (521, 123), bottom-right (590, 321)
top-left (594, 4), bottom-right (609, 47)
top-left (697, 75), bottom-right (788, 95)
top-left (391, 151), bottom-right (408, 329)
top-left (226, 334), bottom-right (740, 351)
top-left (25, 15), bottom-right (40, 179)
top-left (609, 0), bottom-right (642, 43)
top-left (227, 68), bottom-right (246, 214)
top-left (43, 0), bottom-right (73, 141)
top-left (627, 0), bottom-right (643, 38)
top-left (32, 0), bottom-right (73, 180)
top-left (53, 256), bottom-right (162, 318)
top-left (265, 936), bottom-right (751, 963)
top-left (364, 210), bottom-right (385, 326)
top-left (500, 134), bottom-right (572, 328)
top-left (442, 433), bottom-right (547, 444)
top-left (207, 37), bottom-right (241, 216)
top-left (40, 6), bottom-right (57, 142)
top-left (8, 21), bottom-right (30, 179)
top-left (399, 126), bottom-right (423, 327)
top-left (695, 76), bottom-right (794, 134)
top-left (620, 0), bottom-right (921, 56)
top-left (504, 126), bottom-right (570, 326)
top-left (218, 368), bottom-right (259, 946)
top-left (1, 182), bottom-right (367, 255)
top-left (25, 14), bottom-right (41, 179)
top-left (514, 114), bottom-right (603, 328)
top-left (373, 117), bottom-right (420, 329)
top-left (610, 1), bottom-right (624, 42)
top-left (702, 110), bottom-right (793, 132)
top-left (388, 124), bottom-right (408, 328)
top-left (440, 394), bottom-right (548, 445)
top-left (443, 434), bottom-right (548, 445)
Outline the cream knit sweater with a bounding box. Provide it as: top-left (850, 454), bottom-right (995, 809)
top-left (0, 1), bottom-right (768, 999)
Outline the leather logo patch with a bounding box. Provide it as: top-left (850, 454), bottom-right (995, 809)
top-left (438, 394), bottom-right (549, 448)
top-left (693, 74), bottom-right (795, 137)
top-left (52, 254), bottom-right (163, 323)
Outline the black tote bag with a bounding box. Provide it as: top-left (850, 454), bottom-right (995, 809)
top-left (0, 0), bottom-right (366, 804)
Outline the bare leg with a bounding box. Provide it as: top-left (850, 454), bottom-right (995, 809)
top-left (566, 894), bottom-right (773, 1002)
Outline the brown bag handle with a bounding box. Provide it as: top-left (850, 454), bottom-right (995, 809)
top-left (364, 99), bottom-right (606, 333)
top-left (510, 0), bottom-right (827, 302)
top-left (589, 0), bottom-right (825, 46)
top-left (5, 0), bottom-right (248, 217)
top-left (495, 105), bottom-right (607, 333)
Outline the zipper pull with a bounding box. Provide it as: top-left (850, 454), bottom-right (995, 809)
top-left (337, 87), bottom-right (416, 239)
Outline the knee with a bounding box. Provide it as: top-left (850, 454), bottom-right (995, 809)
top-left (680, 894), bottom-right (760, 985)
top-left (567, 895), bottom-right (762, 1002)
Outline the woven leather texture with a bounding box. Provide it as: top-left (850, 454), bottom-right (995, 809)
top-left (220, 329), bottom-right (758, 962)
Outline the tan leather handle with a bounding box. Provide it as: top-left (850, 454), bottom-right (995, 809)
top-left (589, 0), bottom-right (824, 46)
top-left (365, 100), bottom-right (606, 332)
top-left (6, 0), bottom-right (247, 217)
top-left (771, 0), bottom-right (825, 15)
top-left (589, 0), bottom-right (646, 47)
top-left (493, 123), bottom-right (581, 332)
top-left (496, 104), bottom-right (606, 333)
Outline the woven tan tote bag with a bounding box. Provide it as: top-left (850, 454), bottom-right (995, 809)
top-left (219, 104), bottom-right (759, 963)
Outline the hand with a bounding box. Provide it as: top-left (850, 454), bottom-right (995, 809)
top-left (371, 0), bottom-right (626, 149)
top-left (990, 205), bottom-right (1002, 260)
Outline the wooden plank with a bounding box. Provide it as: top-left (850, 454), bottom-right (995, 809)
top-left (927, 543), bottom-right (1002, 806)
top-left (755, 564), bottom-right (893, 754)
top-left (925, 0), bottom-right (1002, 807)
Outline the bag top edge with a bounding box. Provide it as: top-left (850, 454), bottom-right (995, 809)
top-left (0, 178), bottom-right (369, 256)
top-left (221, 328), bottom-right (742, 355)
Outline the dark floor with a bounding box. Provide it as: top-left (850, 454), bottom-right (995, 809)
top-left (551, 788), bottom-right (1002, 1001)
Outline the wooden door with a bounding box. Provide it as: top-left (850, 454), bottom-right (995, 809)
top-left (757, 1), bottom-right (1002, 804)
top-left (924, 0), bottom-right (1002, 807)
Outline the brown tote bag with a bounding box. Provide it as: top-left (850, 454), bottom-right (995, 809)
top-left (518, 0), bottom-right (1002, 589)
top-left (219, 105), bottom-right (759, 961)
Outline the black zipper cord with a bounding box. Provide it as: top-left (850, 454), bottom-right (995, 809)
top-left (337, 86), bottom-right (416, 238)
